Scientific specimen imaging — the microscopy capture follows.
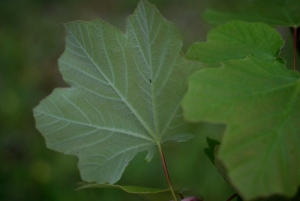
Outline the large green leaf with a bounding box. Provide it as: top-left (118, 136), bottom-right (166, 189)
top-left (183, 21), bottom-right (300, 200)
top-left (203, 0), bottom-right (300, 27)
top-left (33, 0), bottom-right (201, 184)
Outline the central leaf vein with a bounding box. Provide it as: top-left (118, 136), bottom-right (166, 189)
top-left (66, 25), bottom-right (156, 141)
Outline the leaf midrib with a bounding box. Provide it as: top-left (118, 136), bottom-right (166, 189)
top-left (66, 24), bottom-right (157, 141)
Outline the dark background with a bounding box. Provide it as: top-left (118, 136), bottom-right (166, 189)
top-left (0, 0), bottom-right (295, 201)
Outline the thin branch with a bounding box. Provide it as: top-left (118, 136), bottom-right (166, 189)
top-left (178, 193), bottom-right (184, 200)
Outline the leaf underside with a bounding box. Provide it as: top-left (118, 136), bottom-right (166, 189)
top-left (183, 21), bottom-right (300, 200)
top-left (33, 0), bottom-right (201, 184)
top-left (203, 0), bottom-right (300, 27)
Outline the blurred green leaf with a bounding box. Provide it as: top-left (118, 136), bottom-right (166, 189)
top-left (186, 21), bottom-right (284, 67)
top-left (204, 0), bottom-right (300, 27)
top-left (183, 21), bottom-right (300, 200)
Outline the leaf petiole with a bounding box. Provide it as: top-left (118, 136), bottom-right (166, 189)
top-left (158, 143), bottom-right (178, 201)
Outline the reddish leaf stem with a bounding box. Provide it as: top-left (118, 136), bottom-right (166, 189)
top-left (179, 193), bottom-right (184, 200)
top-left (226, 193), bottom-right (237, 201)
top-left (293, 26), bottom-right (297, 71)
top-left (158, 144), bottom-right (178, 201)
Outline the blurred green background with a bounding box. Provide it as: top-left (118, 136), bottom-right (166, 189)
top-left (0, 0), bottom-right (296, 201)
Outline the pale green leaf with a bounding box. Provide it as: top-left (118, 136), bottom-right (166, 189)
top-left (33, 0), bottom-right (201, 184)
top-left (183, 21), bottom-right (300, 200)
top-left (203, 0), bottom-right (300, 27)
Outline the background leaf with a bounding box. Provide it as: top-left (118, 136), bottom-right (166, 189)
top-left (186, 21), bottom-right (284, 67)
top-left (33, 0), bottom-right (201, 185)
top-left (183, 21), bottom-right (300, 200)
top-left (203, 137), bottom-right (220, 165)
top-left (203, 0), bottom-right (300, 27)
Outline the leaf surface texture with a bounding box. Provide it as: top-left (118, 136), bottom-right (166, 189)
top-left (34, 0), bottom-right (200, 184)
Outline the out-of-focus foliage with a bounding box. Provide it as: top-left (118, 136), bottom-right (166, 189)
top-left (203, 0), bottom-right (300, 27)
top-left (184, 20), bottom-right (300, 200)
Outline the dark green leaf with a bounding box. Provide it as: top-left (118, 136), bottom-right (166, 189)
top-left (204, 137), bottom-right (220, 165)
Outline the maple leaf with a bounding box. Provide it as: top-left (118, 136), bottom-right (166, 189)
top-left (34, 0), bottom-right (201, 184)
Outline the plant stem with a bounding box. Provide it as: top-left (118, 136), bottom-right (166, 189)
top-left (179, 193), bottom-right (184, 200)
top-left (226, 193), bottom-right (237, 201)
top-left (158, 143), bottom-right (178, 201)
top-left (293, 26), bottom-right (297, 71)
